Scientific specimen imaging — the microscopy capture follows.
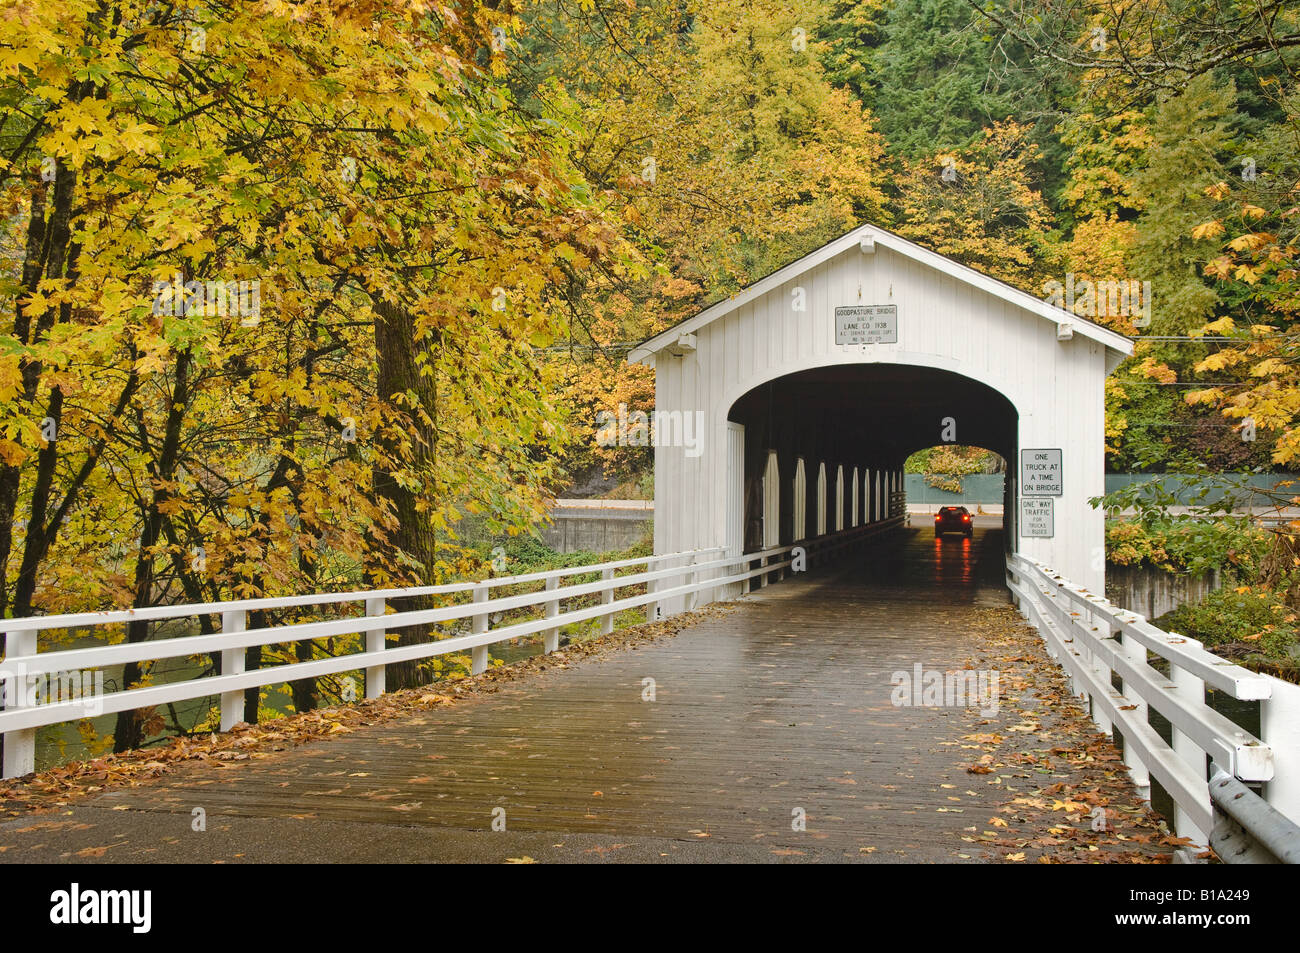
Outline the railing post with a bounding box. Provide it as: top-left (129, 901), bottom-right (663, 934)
top-left (1118, 625), bottom-right (1151, 801)
top-left (645, 570), bottom-right (658, 622)
top-left (600, 568), bottom-right (615, 635)
top-left (543, 577), bottom-right (560, 653)
top-left (1076, 600), bottom-right (1095, 705)
top-left (759, 554), bottom-right (768, 588)
top-left (1262, 676), bottom-right (1300, 826)
top-left (1090, 622), bottom-right (1114, 737)
top-left (2, 629), bottom-right (37, 778)
top-left (220, 610), bottom-right (247, 732)
top-left (471, 584), bottom-right (489, 675)
top-left (1169, 648), bottom-right (1210, 847)
top-left (687, 555), bottom-right (699, 609)
top-left (1055, 583), bottom-right (1086, 701)
top-left (364, 597), bottom-right (386, 699)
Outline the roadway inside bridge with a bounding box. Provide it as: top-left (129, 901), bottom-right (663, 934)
top-left (0, 524), bottom-right (1166, 864)
top-left (842, 516), bottom-right (1010, 604)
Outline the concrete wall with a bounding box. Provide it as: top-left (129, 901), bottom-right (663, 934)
top-left (540, 500), bottom-right (652, 554)
top-left (905, 473), bottom-right (1006, 505)
top-left (540, 514), bottom-right (651, 554)
top-left (1104, 563), bottom-right (1222, 621)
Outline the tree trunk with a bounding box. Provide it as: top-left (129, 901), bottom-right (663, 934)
top-left (371, 298), bottom-right (439, 691)
top-left (113, 350), bottom-right (191, 753)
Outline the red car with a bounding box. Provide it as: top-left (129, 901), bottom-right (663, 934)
top-left (934, 506), bottom-right (973, 538)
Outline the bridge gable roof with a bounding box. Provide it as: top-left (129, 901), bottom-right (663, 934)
top-left (628, 223), bottom-right (1135, 364)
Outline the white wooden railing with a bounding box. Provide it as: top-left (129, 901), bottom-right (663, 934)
top-left (0, 517), bottom-right (904, 779)
top-left (1007, 553), bottom-right (1300, 856)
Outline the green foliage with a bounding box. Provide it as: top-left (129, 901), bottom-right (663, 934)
top-left (475, 533), bottom-right (652, 579)
top-left (818, 0), bottom-right (888, 105)
top-left (1105, 518), bottom-right (1270, 576)
top-left (1104, 376), bottom-right (1277, 472)
top-left (856, 0), bottom-right (1073, 200)
top-left (1160, 584), bottom-right (1300, 681)
top-left (905, 445), bottom-right (1001, 493)
top-left (1129, 76), bottom-right (1243, 335)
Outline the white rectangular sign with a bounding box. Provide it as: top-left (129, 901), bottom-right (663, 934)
top-left (835, 305), bottom-right (898, 345)
top-left (1020, 448), bottom-right (1062, 497)
top-left (1020, 498), bottom-right (1054, 538)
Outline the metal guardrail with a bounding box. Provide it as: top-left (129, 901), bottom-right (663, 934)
top-left (1007, 554), bottom-right (1300, 862)
top-left (1, 516), bottom-right (904, 779)
top-left (1209, 763), bottom-right (1300, 864)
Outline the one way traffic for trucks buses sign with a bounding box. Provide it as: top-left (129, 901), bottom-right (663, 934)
top-left (1020, 498), bottom-right (1054, 538)
top-left (1020, 449), bottom-right (1062, 497)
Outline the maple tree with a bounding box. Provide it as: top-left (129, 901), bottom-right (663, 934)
top-left (0, 0), bottom-right (635, 748)
top-left (892, 122), bottom-right (1060, 293)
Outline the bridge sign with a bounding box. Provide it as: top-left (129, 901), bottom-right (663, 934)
top-left (1020, 448), bottom-right (1062, 497)
top-left (835, 304), bottom-right (898, 345)
top-left (1020, 498), bottom-right (1054, 538)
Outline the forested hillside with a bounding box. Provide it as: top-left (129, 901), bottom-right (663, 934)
top-left (528, 0), bottom-right (1300, 488)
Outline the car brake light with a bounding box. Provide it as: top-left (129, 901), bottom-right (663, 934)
top-left (962, 515), bottom-right (970, 521)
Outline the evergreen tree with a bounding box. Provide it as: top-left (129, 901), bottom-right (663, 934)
top-left (860, 0), bottom-right (1073, 203)
top-left (819, 0), bottom-right (889, 106)
top-left (1130, 75), bottom-right (1243, 335)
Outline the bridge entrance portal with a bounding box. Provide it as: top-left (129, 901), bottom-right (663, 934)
top-left (629, 223), bottom-right (1133, 603)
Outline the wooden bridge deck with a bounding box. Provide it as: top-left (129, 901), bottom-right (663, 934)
top-left (0, 524), bottom-right (1170, 863)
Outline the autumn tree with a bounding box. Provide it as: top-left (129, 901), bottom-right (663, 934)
top-left (513, 0), bottom-right (891, 488)
top-left (0, 0), bottom-right (633, 755)
top-left (891, 122), bottom-right (1061, 292)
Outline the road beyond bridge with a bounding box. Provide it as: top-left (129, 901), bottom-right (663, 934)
top-left (0, 523), bottom-right (1174, 864)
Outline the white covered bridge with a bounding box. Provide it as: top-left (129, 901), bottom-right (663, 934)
top-left (630, 223), bottom-right (1132, 594)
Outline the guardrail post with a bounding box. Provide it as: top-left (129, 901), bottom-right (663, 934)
top-left (1118, 625), bottom-right (1151, 801)
top-left (471, 584), bottom-right (489, 675)
top-left (2, 628), bottom-right (37, 778)
top-left (686, 555), bottom-right (699, 610)
top-left (364, 597), bottom-right (386, 699)
top-left (220, 610), bottom-right (247, 731)
top-left (1169, 647), bottom-right (1210, 846)
top-left (600, 568), bottom-right (615, 635)
top-left (1262, 676), bottom-right (1300, 826)
top-left (543, 577), bottom-right (560, 653)
top-left (758, 554), bottom-right (768, 588)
